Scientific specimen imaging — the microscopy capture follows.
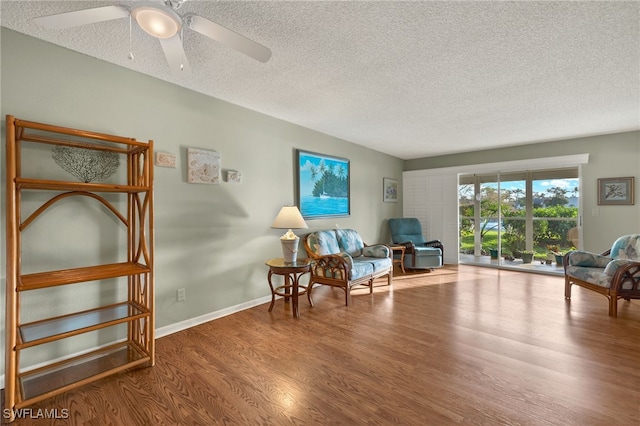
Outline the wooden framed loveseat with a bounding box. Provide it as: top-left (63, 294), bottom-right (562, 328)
top-left (564, 234), bottom-right (640, 317)
top-left (303, 229), bottom-right (393, 306)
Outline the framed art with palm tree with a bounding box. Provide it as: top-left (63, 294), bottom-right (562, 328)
top-left (296, 150), bottom-right (350, 219)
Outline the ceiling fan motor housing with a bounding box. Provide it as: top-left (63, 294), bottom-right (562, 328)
top-left (164, 0), bottom-right (187, 10)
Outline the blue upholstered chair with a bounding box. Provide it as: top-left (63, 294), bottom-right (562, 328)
top-left (564, 234), bottom-right (640, 317)
top-left (388, 218), bottom-right (443, 270)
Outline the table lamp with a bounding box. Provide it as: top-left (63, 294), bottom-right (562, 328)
top-left (271, 206), bottom-right (308, 263)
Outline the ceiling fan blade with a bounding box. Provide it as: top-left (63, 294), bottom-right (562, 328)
top-left (34, 5), bottom-right (130, 29)
top-left (159, 35), bottom-right (192, 76)
top-left (185, 14), bottom-right (272, 63)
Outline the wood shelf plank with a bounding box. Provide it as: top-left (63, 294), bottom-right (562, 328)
top-left (19, 262), bottom-right (151, 291)
top-left (15, 118), bottom-right (149, 147)
top-left (19, 302), bottom-right (150, 347)
top-left (15, 178), bottom-right (150, 193)
top-left (19, 342), bottom-right (150, 404)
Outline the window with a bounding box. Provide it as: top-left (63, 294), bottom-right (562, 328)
top-left (459, 168), bottom-right (579, 269)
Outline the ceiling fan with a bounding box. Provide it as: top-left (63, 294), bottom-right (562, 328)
top-left (33, 0), bottom-right (272, 75)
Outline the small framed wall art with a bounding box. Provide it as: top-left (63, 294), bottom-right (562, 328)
top-left (383, 177), bottom-right (398, 202)
top-left (187, 148), bottom-right (221, 184)
top-left (155, 152), bottom-right (176, 168)
top-left (597, 177), bottom-right (634, 205)
top-left (226, 170), bottom-right (242, 183)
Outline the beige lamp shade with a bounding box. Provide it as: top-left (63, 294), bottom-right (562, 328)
top-left (271, 206), bottom-right (308, 230)
top-left (271, 206), bottom-right (308, 263)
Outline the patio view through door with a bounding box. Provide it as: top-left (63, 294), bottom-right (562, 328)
top-left (459, 167), bottom-right (580, 273)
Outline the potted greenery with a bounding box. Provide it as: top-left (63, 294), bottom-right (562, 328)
top-left (521, 250), bottom-right (534, 264)
top-left (504, 231), bottom-right (525, 259)
top-left (547, 244), bottom-right (561, 265)
top-left (547, 244), bottom-right (571, 266)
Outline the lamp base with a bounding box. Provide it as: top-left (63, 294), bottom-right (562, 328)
top-left (281, 238), bottom-right (300, 263)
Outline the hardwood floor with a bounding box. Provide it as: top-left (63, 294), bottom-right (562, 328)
top-left (4, 265), bottom-right (639, 425)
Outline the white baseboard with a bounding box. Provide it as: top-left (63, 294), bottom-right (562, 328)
top-left (0, 295), bottom-right (272, 390)
top-left (155, 295), bottom-right (272, 338)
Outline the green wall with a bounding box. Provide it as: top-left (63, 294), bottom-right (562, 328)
top-left (0, 29), bottom-right (403, 374)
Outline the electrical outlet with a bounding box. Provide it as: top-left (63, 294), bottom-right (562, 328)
top-left (592, 208), bottom-right (599, 217)
top-left (177, 288), bottom-right (186, 302)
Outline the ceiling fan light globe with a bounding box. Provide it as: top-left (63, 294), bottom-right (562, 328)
top-left (132, 5), bottom-right (181, 39)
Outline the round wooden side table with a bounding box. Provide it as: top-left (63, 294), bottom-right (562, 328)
top-left (265, 258), bottom-right (313, 318)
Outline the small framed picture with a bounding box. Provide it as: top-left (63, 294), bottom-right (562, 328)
top-left (226, 170), bottom-right (242, 183)
top-left (383, 177), bottom-right (398, 203)
top-left (598, 177), bottom-right (634, 205)
top-left (155, 152), bottom-right (176, 168)
top-left (187, 148), bottom-right (221, 184)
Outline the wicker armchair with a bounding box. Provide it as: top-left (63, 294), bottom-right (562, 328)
top-left (564, 234), bottom-right (640, 317)
top-left (303, 229), bottom-right (392, 306)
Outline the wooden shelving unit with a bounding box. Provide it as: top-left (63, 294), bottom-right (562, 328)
top-left (4, 115), bottom-right (154, 421)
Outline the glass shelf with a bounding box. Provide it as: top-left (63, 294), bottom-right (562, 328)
top-left (20, 342), bottom-right (149, 402)
top-left (20, 302), bottom-right (149, 347)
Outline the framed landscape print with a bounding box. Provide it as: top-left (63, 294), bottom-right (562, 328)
top-left (598, 177), bottom-right (634, 205)
top-left (383, 178), bottom-right (398, 202)
top-left (296, 150), bottom-right (350, 219)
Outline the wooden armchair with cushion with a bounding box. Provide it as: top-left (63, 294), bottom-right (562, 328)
top-left (388, 218), bottom-right (443, 270)
top-left (303, 229), bottom-right (393, 306)
top-left (564, 234), bottom-right (640, 317)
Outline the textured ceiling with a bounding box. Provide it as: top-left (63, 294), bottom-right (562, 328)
top-left (2, 1), bottom-right (639, 159)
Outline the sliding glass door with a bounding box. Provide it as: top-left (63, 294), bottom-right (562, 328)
top-left (459, 167), bottom-right (579, 270)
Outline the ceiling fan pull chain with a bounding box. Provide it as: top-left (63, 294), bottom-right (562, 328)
top-left (128, 14), bottom-right (134, 60)
top-left (180, 26), bottom-right (184, 71)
